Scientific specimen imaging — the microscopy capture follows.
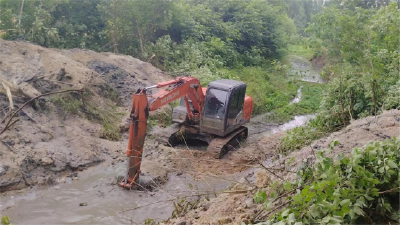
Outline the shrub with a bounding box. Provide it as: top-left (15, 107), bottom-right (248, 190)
top-left (256, 138), bottom-right (400, 224)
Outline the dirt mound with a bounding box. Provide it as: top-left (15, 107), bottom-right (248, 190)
top-left (0, 39), bottom-right (171, 192)
top-left (167, 110), bottom-right (400, 225)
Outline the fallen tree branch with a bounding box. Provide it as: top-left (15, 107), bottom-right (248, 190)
top-left (255, 200), bottom-right (291, 222)
top-left (260, 163), bottom-right (284, 181)
top-left (0, 89), bottom-right (84, 135)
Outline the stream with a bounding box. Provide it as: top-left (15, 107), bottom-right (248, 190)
top-left (0, 55), bottom-right (324, 224)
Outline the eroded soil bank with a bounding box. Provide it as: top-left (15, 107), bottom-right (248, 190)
top-left (0, 39), bottom-right (170, 192)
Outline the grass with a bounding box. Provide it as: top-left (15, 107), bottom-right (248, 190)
top-left (148, 101), bottom-right (179, 129)
top-left (265, 81), bottom-right (325, 123)
top-left (148, 108), bottom-right (173, 128)
top-left (50, 92), bottom-right (83, 119)
top-left (288, 43), bottom-right (314, 59)
top-left (49, 90), bottom-right (123, 141)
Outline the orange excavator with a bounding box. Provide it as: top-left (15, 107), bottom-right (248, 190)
top-left (119, 76), bottom-right (253, 189)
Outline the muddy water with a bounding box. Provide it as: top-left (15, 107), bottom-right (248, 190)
top-left (290, 86), bottom-right (302, 105)
top-left (0, 161), bottom-right (240, 224)
top-left (0, 55), bottom-right (324, 224)
top-left (288, 55), bottom-right (325, 84)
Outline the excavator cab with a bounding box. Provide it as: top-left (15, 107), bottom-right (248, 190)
top-left (200, 79), bottom-right (251, 136)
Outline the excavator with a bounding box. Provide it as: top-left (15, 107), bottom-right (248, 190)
top-left (119, 76), bottom-right (253, 189)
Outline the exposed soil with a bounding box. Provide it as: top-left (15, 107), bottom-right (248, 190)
top-left (0, 39), bottom-right (171, 192)
top-left (166, 110), bottom-right (400, 225)
top-left (0, 40), bottom-right (309, 195)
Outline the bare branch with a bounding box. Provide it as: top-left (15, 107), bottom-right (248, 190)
top-left (0, 89), bottom-right (85, 135)
top-left (378, 186), bottom-right (400, 194)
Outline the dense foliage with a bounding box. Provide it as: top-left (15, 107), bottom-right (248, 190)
top-left (256, 138), bottom-right (400, 224)
top-left (309, 1), bottom-right (400, 121)
top-left (284, 0), bottom-right (324, 36)
top-left (0, 0), bottom-right (295, 67)
top-left (279, 1), bottom-right (400, 154)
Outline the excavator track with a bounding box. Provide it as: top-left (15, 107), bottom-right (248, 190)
top-left (156, 124), bottom-right (248, 159)
top-left (207, 126), bottom-right (248, 159)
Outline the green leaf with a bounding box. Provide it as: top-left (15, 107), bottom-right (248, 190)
top-left (293, 194), bottom-right (302, 203)
top-left (283, 182), bottom-right (292, 191)
top-left (328, 216), bottom-right (343, 224)
top-left (387, 159), bottom-right (398, 169)
top-left (353, 206), bottom-right (365, 216)
top-left (364, 194), bottom-right (374, 201)
top-left (281, 209), bottom-right (290, 218)
top-left (288, 213), bottom-right (296, 224)
top-left (341, 206), bottom-right (350, 214)
top-left (254, 191), bottom-right (267, 204)
top-left (333, 140), bottom-right (339, 146)
top-left (301, 186), bottom-right (310, 197)
top-left (340, 199), bottom-right (351, 207)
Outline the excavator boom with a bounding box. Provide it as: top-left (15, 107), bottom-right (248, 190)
top-left (119, 77), bottom-right (205, 189)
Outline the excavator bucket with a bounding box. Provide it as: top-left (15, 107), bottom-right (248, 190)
top-left (119, 89), bottom-right (149, 189)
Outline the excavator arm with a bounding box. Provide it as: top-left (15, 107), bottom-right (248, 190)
top-left (119, 77), bottom-right (205, 189)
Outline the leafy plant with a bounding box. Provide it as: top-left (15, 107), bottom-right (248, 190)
top-left (1, 216), bottom-right (10, 225)
top-left (143, 218), bottom-right (158, 225)
top-left (256, 138), bottom-right (400, 224)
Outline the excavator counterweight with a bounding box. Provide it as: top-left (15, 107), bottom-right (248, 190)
top-left (119, 76), bottom-right (253, 189)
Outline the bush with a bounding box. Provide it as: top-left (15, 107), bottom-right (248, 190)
top-left (256, 138), bottom-right (400, 224)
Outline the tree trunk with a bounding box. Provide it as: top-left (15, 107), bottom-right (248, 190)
top-left (18, 0), bottom-right (25, 36)
top-left (338, 72), bottom-right (346, 125)
top-left (111, 1), bottom-right (119, 53)
top-left (138, 26), bottom-right (144, 55)
top-left (367, 35), bottom-right (377, 116)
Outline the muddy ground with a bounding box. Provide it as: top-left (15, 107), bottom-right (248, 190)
top-left (0, 39), bottom-right (172, 192)
top-left (0, 39), bottom-right (299, 194)
top-left (166, 109), bottom-right (400, 225)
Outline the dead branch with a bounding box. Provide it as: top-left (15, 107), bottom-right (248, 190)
top-left (0, 89), bottom-right (85, 135)
top-left (2, 82), bottom-right (14, 110)
top-left (255, 200), bottom-right (291, 222)
top-left (260, 163), bottom-right (284, 181)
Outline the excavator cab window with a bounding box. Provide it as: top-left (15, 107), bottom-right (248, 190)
top-left (227, 87), bottom-right (246, 128)
top-left (204, 88), bottom-right (227, 119)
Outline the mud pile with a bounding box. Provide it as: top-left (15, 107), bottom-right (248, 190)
top-left (167, 109), bottom-right (400, 224)
top-left (0, 39), bottom-right (171, 192)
